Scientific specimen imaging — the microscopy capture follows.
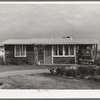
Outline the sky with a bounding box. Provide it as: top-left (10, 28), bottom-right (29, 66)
top-left (0, 4), bottom-right (100, 42)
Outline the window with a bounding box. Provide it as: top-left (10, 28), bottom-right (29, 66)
top-left (65, 45), bottom-right (69, 55)
top-left (53, 45), bottom-right (63, 56)
top-left (70, 45), bottom-right (74, 55)
top-left (53, 45), bottom-right (75, 56)
top-left (59, 45), bottom-right (63, 55)
top-left (53, 46), bottom-right (57, 55)
top-left (15, 45), bottom-right (26, 57)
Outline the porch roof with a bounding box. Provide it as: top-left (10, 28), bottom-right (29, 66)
top-left (2, 38), bottom-right (100, 45)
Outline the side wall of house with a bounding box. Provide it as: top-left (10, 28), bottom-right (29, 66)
top-left (5, 45), bottom-right (34, 64)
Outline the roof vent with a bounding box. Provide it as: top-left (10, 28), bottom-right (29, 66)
top-left (63, 36), bottom-right (72, 40)
top-left (66, 36), bottom-right (71, 38)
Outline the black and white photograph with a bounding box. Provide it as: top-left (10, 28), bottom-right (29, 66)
top-left (0, 2), bottom-right (100, 90)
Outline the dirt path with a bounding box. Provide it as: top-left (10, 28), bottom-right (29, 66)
top-left (0, 69), bottom-right (49, 77)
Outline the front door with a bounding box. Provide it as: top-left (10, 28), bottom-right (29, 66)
top-left (45, 45), bottom-right (52, 64)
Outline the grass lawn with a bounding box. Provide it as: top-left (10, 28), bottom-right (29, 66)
top-left (0, 65), bottom-right (100, 89)
top-left (0, 72), bottom-right (100, 89)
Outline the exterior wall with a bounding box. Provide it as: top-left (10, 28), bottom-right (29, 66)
top-left (53, 57), bottom-right (75, 64)
top-left (5, 45), bottom-right (34, 64)
top-left (0, 46), bottom-right (4, 57)
top-left (5, 45), bottom-right (14, 61)
top-left (76, 44), bottom-right (96, 64)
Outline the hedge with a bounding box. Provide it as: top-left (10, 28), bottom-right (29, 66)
top-left (49, 65), bottom-right (99, 78)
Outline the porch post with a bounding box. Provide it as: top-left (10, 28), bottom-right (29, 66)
top-left (94, 44), bottom-right (98, 64)
top-left (3, 45), bottom-right (5, 62)
top-left (52, 45), bottom-right (53, 64)
top-left (44, 45), bottom-right (45, 64)
top-left (74, 45), bottom-right (76, 64)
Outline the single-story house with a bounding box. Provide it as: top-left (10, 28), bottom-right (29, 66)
top-left (2, 37), bottom-right (100, 65)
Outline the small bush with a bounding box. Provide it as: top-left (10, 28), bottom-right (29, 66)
top-left (48, 66), bottom-right (57, 74)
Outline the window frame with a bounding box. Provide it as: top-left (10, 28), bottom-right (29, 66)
top-left (53, 45), bottom-right (75, 57)
top-left (14, 45), bottom-right (26, 57)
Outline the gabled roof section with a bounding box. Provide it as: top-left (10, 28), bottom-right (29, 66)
top-left (2, 39), bottom-right (30, 45)
top-left (2, 38), bottom-right (100, 45)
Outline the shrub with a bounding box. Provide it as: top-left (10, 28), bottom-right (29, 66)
top-left (56, 65), bottom-right (78, 77)
top-left (54, 65), bottom-right (99, 79)
top-left (48, 66), bottom-right (57, 74)
top-left (56, 67), bottom-right (64, 75)
top-left (1, 60), bottom-right (10, 65)
top-left (20, 60), bottom-right (29, 65)
top-left (64, 65), bottom-right (79, 78)
top-left (77, 65), bottom-right (98, 78)
top-left (95, 67), bottom-right (100, 75)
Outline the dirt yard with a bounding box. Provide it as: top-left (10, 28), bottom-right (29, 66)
top-left (0, 65), bottom-right (100, 89)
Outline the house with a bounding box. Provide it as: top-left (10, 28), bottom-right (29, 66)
top-left (2, 37), bottom-right (100, 65)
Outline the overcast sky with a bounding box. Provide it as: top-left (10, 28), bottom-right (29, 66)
top-left (0, 4), bottom-right (100, 42)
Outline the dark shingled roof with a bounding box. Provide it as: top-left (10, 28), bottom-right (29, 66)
top-left (2, 38), bottom-right (100, 45)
